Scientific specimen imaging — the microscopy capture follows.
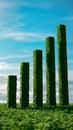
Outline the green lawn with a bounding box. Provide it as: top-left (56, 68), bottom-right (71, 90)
top-left (0, 104), bottom-right (73, 130)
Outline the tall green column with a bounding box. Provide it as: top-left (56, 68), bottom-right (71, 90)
top-left (7, 75), bottom-right (17, 108)
top-left (57, 24), bottom-right (69, 105)
top-left (20, 62), bottom-right (29, 108)
top-left (46, 37), bottom-right (56, 106)
top-left (33, 50), bottom-right (43, 108)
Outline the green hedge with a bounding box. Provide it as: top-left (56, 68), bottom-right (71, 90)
top-left (33, 50), bottom-right (43, 108)
top-left (46, 37), bottom-right (56, 106)
top-left (57, 24), bottom-right (69, 105)
top-left (7, 75), bottom-right (17, 108)
top-left (20, 62), bottom-right (29, 108)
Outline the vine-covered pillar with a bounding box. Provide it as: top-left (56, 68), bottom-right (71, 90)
top-left (33, 50), bottom-right (43, 108)
top-left (20, 62), bottom-right (29, 108)
top-left (7, 75), bottom-right (17, 108)
top-left (57, 24), bottom-right (69, 105)
top-left (46, 36), bottom-right (56, 106)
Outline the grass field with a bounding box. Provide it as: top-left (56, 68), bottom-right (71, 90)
top-left (0, 104), bottom-right (73, 130)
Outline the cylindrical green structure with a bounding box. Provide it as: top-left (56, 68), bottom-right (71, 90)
top-left (57, 24), bottom-right (69, 105)
top-left (20, 62), bottom-right (29, 108)
top-left (33, 50), bottom-right (43, 108)
top-left (46, 37), bottom-right (56, 106)
top-left (7, 75), bottom-right (17, 108)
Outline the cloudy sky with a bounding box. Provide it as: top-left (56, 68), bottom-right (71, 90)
top-left (0, 0), bottom-right (73, 103)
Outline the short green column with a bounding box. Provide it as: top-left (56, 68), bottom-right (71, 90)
top-left (7, 75), bottom-right (17, 108)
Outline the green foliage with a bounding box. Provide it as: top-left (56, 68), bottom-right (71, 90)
top-left (33, 50), bottom-right (43, 108)
top-left (46, 37), bottom-right (56, 106)
top-left (7, 75), bottom-right (17, 108)
top-left (0, 104), bottom-right (73, 129)
top-left (20, 62), bottom-right (29, 108)
top-left (57, 25), bottom-right (69, 106)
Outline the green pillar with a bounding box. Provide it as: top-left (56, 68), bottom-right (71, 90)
top-left (57, 24), bottom-right (69, 105)
top-left (7, 75), bottom-right (17, 108)
top-left (46, 37), bottom-right (56, 106)
top-left (20, 62), bottom-right (29, 108)
top-left (33, 50), bottom-right (43, 108)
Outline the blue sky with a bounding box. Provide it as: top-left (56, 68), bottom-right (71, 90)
top-left (0, 0), bottom-right (73, 103)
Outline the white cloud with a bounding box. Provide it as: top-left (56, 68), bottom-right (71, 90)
top-left (0, 93), bottom-right (6, 103)
top-left (0, 31), bottom-right (53, 42)
top-left (0, 87), bottom-right (7, 96)
top-left (0, 1), bottom-right (55, 10)
top-left (0, 62), bottom-right (19, 70)
top-left (0, 54), bottom-right (32, 61)
top-left (0, 76), bottom-right (7, 85)
top-left (68, 70), bottom-right (73, 81)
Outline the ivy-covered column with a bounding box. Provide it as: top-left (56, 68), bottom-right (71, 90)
top-left (20, 62), bottom-right (29, 108)
top-left (46, 36), bottom-right (56, 106)
top-left (57, 24), bottom-right (69, 105)
top-left (7, 75), bottom-right (17, 108)
top-left (33, 50), bottom-right (43, 108)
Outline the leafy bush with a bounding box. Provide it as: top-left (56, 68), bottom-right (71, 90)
top-left (0, 104), bottom-right (73, 130)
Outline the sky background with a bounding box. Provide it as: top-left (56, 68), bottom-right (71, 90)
top-left (0, 0), bottom-right (73, 103)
